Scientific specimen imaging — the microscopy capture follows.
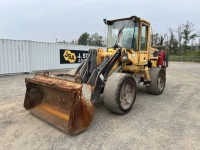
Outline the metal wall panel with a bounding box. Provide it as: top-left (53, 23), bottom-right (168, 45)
top-left (0, 39), bottom-right (31, 74)
top-left (29, 42), bottom-right (100, 71)
top-left (0, 39), bottom-right (104, 74)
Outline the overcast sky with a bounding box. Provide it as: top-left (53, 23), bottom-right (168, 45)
top-left (0, 0), bottom-right (199, 43)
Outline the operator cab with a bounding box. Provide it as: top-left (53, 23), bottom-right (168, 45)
top-left (104, 16), bottom-right (150, 51)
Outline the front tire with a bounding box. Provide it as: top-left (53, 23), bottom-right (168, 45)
top-left (103, 73), bottom-right (137, 115)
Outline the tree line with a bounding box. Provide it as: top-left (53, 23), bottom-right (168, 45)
top-left (77, 32), bottom-right (106, 46)
top-left (152, 21), bottom-right (199, 54)
top-left (58, 20), bottom-right (199, 55)
top-left (57, 32), bottom-right (106, 47)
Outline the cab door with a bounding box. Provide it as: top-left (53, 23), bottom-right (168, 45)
top-left (138, 23), bottom-right (149, 65)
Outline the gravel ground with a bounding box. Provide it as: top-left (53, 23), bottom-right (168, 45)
top-left (0, 62), bottom-right (200, 150)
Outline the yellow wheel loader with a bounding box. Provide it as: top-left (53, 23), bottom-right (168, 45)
top-left (24, 16), bottom-right (168, 135)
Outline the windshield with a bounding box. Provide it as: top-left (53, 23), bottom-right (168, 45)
top-left (107, 19), bottom-right (139, 49)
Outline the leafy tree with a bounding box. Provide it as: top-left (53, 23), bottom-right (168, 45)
top-left (198, 35), bottom-right (200, 51)
top-left (151, 33), bottom-right (166, 47)
top-left (176, 24), bottom-right (183, 53)
top-left (159, 36), bottom-right (164, 46)
top-left (168, 28), bottom-right (181, 54)
top-left (57, 40), bottom-right (68, 44)
top-left (172, 38), bottom-right (178, 54)
top-left (78, 32), bottom-right (104, 46)
top-left (90, 33), bottom-right (103, 46)
top-left (78, 32), bottom-right (90, 45)
top-left (163, 34), bottom-right (168, 47)
top-left (70, 40), bottom-right (77, 44)
top-left (151, 33), bottom-right (160, 46)
top-left (168, 28), bottom-right (174, 54)
top-left (181, 21), bottom-right (197, 50)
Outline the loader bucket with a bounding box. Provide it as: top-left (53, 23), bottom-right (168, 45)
top-left (24, 74), bottom-right (94, 135)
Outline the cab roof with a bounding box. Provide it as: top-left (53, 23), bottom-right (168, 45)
top-left (104, 16), bottom-right (150, 25)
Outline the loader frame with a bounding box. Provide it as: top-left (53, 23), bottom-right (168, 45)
top-left (24, 16), bottom-right (168, 135)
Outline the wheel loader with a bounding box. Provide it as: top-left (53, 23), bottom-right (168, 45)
top-left (24, 16), bottom-right (168, 135)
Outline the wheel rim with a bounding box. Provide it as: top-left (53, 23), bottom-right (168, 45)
top-left (120, 79), bottom-right (135, 109)
top-left (157, 71), bottom-right (165, 92)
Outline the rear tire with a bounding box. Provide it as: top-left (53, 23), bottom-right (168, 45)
top-left (103, 73), bottom-right (137, 115)
top-left (146, 68), bottom-right (166, 95)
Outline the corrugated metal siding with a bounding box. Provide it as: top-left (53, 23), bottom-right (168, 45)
top-left (0, 39), bottom-right (104, 74)
top-left (0, 39), bottom-right (31, 74)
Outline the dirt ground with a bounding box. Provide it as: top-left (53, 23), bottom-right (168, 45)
top-left (0, 62), bottom-right (200, 150)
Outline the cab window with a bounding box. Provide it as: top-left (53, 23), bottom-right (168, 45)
top-left (140, 25), bottom-right (148, 51)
